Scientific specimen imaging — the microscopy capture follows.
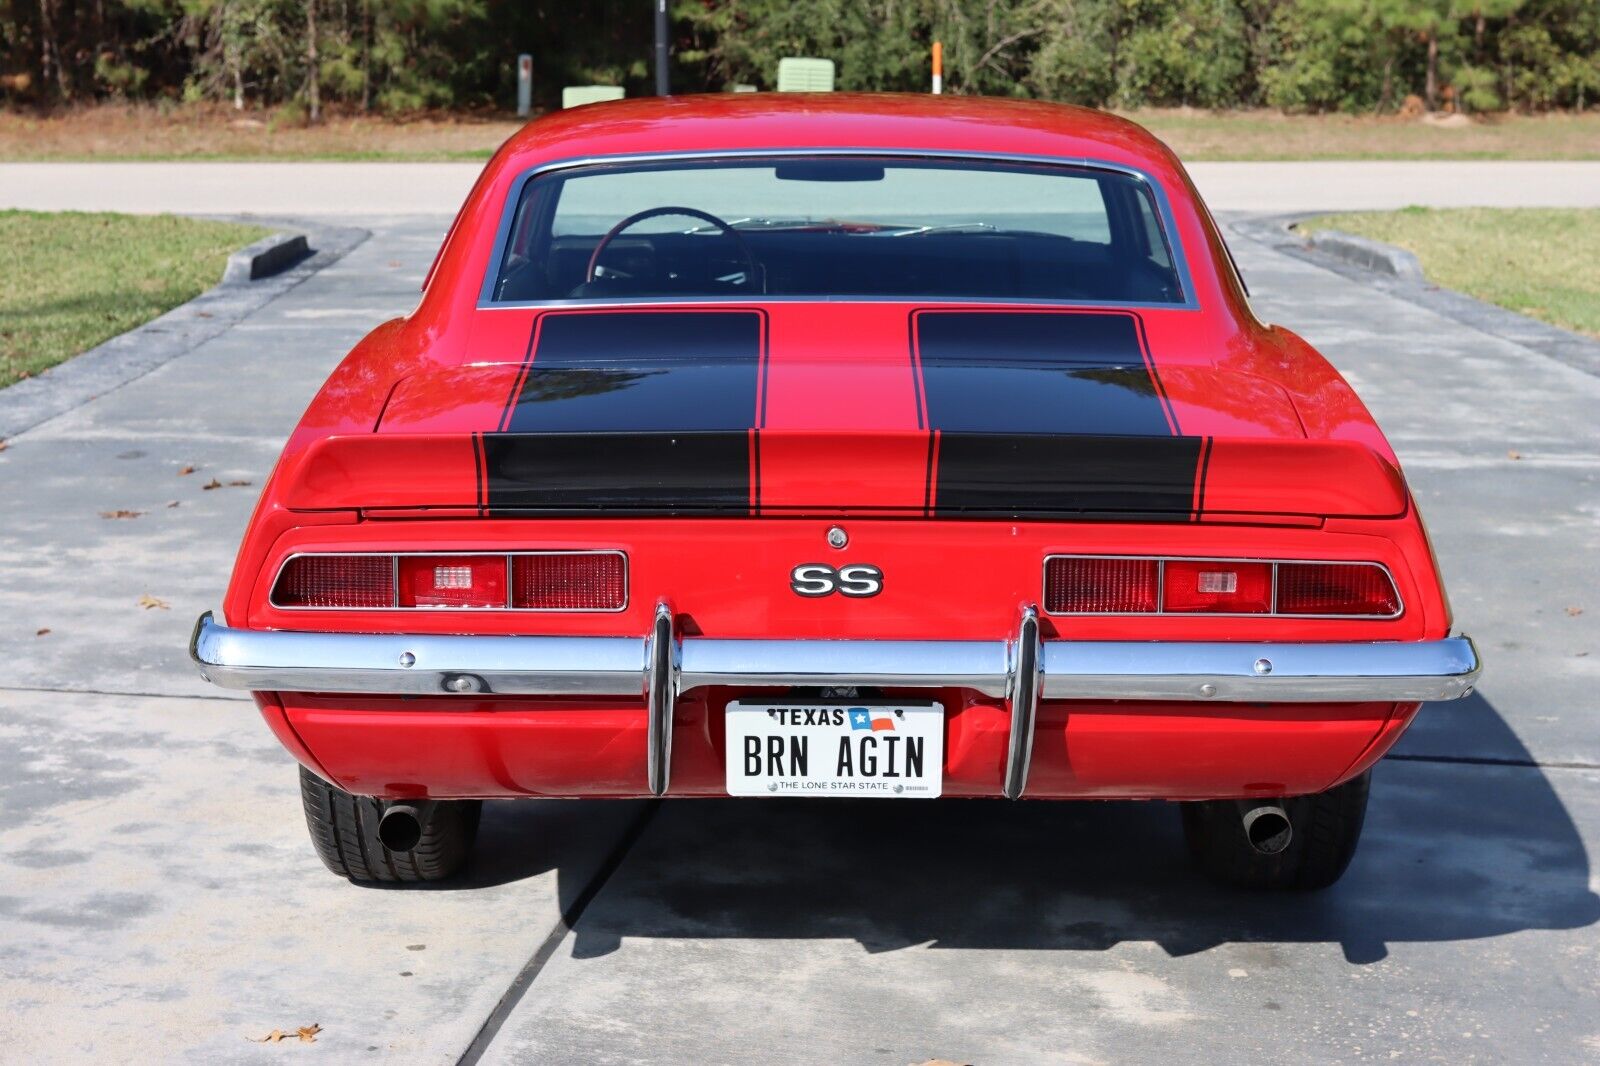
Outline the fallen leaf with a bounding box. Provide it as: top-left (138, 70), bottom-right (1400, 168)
top-left (228, 479), bottom-right (253, 487)
top-left (177, 465), bottom-right (196, 476)
top-left (1567, 606), bottom-right (1584, 617)
top-left (250, 1024), bottom-right (322, 1043)
top-left (0, 439), bottom-right (8, 452)
top-left (1507, 449), bottom-right (1523, 460)
top-left (194, 310), bottom-right (213, 318)
top-left (100, 509), bottom-right (144, 519)
top-left (138, 594), bottom-right (170, 610)
top-left (35, 627), bottom-right (50, 636)
top-left (167, 500), bottom-right (181, 508)
top-left (201, 478), bottom-right (223, 490)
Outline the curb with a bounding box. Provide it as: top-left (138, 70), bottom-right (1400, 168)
top-left (1301, 228), bottom-right (1426, 283)
top-left (1227, 213), bottom-right (1600, 382)
top-left (0, 220), bottom-right (369, 440)
top-left (222, 232), bottom-right (311, 284)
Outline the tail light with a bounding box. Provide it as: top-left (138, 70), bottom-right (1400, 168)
top-left (1045, 557), bottom-right (1159, 613)
top-left (1277, 562), bottom-right (1400, 617)
top-left (271, 552), bottom-right (626, 611)
top-left (272, 555), bottom-right (395, 608)
top-left (1045, 556), bottom-right (1401, 618)
top-left (513, 553), bottom-right (626, 610)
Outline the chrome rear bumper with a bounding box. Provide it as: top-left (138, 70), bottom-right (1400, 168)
top-left (192, 611), bottom-right (1479, 799)
top-left (191, 611), bottom-right (1479, 705)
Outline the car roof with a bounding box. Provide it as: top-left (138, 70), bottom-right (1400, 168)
top-left (495, 93), bottom-right (1184, 179)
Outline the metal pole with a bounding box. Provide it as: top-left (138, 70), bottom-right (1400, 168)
top-left (517, 54), bottom-right (532, 117)
top-left (654, 0), bottom-right (670, 96)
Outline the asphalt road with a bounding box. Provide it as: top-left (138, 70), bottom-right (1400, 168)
top-left (0, 210), bottom-right (1597, 1063)
top-left (3, 160), bottom-right (1600, 215)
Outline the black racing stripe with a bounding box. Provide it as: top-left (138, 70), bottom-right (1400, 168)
top-left (1193, 436), bottom-right (1214, 519)
top-left (914, 310), bottom-right (1203, 518)
top-left (472, 432), bottom-right (487, 516)
top-left (933, 433), bottom-right (1203, 519)
top-left (485, 311), bottom-right (763, 513)
top-left (482, 432), bottom-right (752, 514)
top-left (501, 311), bottom-right (762, 432)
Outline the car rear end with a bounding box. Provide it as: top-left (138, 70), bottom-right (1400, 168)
top-left (191, 120), bottom-right (1479, 886)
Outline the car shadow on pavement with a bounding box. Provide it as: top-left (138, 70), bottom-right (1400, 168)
top-left (459, 692), bottom-right (1600, 966)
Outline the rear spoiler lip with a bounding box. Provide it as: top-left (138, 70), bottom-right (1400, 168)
top-left (281, 430), bottom-right (1409, 520)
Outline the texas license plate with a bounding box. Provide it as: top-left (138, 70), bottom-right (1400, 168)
top-left (725, 702), bottom-right (944, 798)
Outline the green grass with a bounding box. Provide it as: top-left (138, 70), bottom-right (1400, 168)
top-left (1299, 207), bottom-right (1600, 339)
top-left (0, 211), bottom-right (269, 389)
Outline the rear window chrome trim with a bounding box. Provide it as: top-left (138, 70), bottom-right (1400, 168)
top-left (268, 549), bottom-right (630, 613)
top-left (1041, 553), bottom-right (1405, 620)
top-left (476, 148), bottom-right (1201, 312)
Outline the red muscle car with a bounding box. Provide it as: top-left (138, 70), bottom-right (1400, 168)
top-left (191, 94), bottom-right (1480, 889)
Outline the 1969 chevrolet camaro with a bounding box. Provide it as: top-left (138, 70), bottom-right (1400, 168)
top-left (191, 94), bottom-right (1480, 889)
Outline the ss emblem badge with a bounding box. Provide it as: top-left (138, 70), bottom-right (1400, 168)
top-left (790, 563), bottom-right (883, 598)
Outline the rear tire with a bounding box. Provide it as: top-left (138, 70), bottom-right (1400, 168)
top-left (1181, 770), bottom-right (1370, 891)
top-left (299, 766), bottom-right (481, 883)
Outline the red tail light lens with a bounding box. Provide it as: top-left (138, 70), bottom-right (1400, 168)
top-left (1162, 560), bottom-right (1273, 614)
top-left (1277, 562), bottom-right (1400, 616)
top-left (398, 555), bottom-right (507, 608)
top-left (1045, 557), bottom-right (1159, 614)
top-left (1044, 555), bottom-right (1402, 618)
top-left (273, 551), bottom-right (627, 610)
top-left (512, 553), bottom-right (627, 610)
top-left (272, 555), bottom-right (395, 608)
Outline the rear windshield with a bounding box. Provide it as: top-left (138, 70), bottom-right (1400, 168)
top-left (488, 156), bottom-right (1186, 305)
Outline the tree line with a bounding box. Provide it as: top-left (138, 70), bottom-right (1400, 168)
top-left (2, 0), bottom-right (1597, 116)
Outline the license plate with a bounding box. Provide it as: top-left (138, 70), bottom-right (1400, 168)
top-left (725, 701), bottom-right (944, 798)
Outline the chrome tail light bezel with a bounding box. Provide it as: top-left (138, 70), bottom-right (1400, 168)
top-left (1042, 554), bottom-right (1404, 620)
top-left (269, 550), bottom-right (629, 612)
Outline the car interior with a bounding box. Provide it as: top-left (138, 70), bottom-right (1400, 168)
top-left (489, 158), bottom-right (1187, 305)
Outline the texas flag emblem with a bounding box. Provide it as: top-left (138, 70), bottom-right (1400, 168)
top-left (848, 707), bottom-right (897, 732)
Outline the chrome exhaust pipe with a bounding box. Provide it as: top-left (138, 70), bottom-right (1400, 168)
top-left (1240, 803), bottom-right (1293, 855)
top-left (377, 801), bottom-right (434, 853)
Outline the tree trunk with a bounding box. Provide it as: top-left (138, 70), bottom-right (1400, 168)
top-left (1424, 31), bottom-right (1439, 112)
top-left (38, 0), bottom-right (70, 102)
top-left (307, 0), bottom-right (321, 123)
top-left (361, 0), bottom-right (371, 112)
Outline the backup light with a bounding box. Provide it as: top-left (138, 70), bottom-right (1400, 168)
top-left (398, 555), bottom-right (506, 609)
top-left (1162, 560), bottom-right (1272, 614)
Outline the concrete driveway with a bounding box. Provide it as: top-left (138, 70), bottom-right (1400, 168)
top-left (0, 210), bottom-right (1597, 1064)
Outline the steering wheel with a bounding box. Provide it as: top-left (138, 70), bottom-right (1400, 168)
top-left (584, 206), bottom-right (761, 290)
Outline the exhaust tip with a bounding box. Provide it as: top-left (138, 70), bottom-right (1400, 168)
top-left (1242, 804), bottom-right (1293, 855)
top-left (378, 805), bottom-right (424, 853)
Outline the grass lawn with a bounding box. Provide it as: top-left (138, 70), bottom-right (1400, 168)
top-left (0, 211), bottom-right (269, 389)
top-left (1298, 207), bottom-right (1600, 339)
top-left (1138, 108), bottom-right (1600, 161)
top-left (2, 103), bottom-right (1599, 162)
